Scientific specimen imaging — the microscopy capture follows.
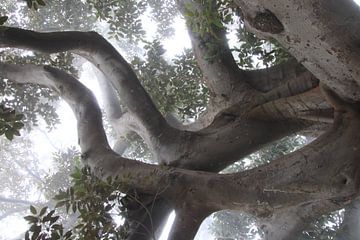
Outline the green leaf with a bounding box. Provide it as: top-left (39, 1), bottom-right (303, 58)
top-left (43, 210), bottom-right (55, 222)
top-left (39, 206), bottom-right (47, 216)
top-left (5, 131), bottom-right (13, 140)
top-left (64, 230), bottom-right (72, 239)
top-left (24, 215), bottom-right (38, 223)
top-left (30, 205), bottom-right (37, 215)
top-left (72, 203), bottom-right (77, 213)
top-left (50, 216), bottom-right (60, 225)
top-left (25, 231), bottom-right (30, 240)
top-left (31, 225), bottom-right (41, 240)
top-left (13, 129), bottom-right (20, 136)
top-left (13, 122), bottom-right (24, 129)
top-left (0, 16), bottom-right (8, 25)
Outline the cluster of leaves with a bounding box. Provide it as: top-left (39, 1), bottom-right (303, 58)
top-left (182, 0), bottom-right (290, 68)
top-left (27, 0), bottom-right (96, 32)
top-left (24, 206), bottom-right (72, 240)
top-left (87, 0), bottom-right (146, 43)
top-left (87, 0), bottom-right (179, 42)
top-left (41, 147), bottom-right (81, 199)
top-left (132, 41), bottom-right (208, 121)
top-left (233, 23), bottom-right (291, 69)
top-left (146, 0), bottom-right (178, 37)
top-left (0, 104), bottom-right (24, 140)
top-left (184, 0), bottom-right (224, 37)
top-left (0, 16), bottom-right (8, 25)
top-left (0, 51), bottom-right (78, 130)
top-left (24, 166), bottom-right (130, 239)
top-left (54, 166), bottom-right (128, 239)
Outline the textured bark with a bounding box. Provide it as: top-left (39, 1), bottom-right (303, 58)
top-left (2, 1), bottom-right (360, 237)
top-left (235, 0), bottom-right (360, 101)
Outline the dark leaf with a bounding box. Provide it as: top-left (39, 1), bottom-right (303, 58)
top-left (0, 16), bottom-right (8, 25)
top-left (39, 206), bottom-right (47, 217)
top-left (24, 215), bottom-right (38, 223)
top-left (30, 205), bottom-right (37, 215)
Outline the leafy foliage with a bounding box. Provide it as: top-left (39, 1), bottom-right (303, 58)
top-left (0, 104), bottom-right (24, 140)
top-left (87, 0), bottom-right (178, 42)
top-left (132, 40), bottom-right (208, 120)
top-left (24, 166), bottom-right (131, 239)
top-left (41, 147), bottom-right (81, 199)
top-left (233, 23), bottom-right (291, 69)
top-left (0, 51), bottom-right (78, 130)
top-left (24, 206), bottom-right (72, 240)
top-left (184, 0), bottom-right (224, 37)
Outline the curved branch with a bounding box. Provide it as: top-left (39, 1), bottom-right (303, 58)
top-left (0, 26), bottom-right (169, 137)
top-left (235, 0), bottom-right (360, 101)
top-left (248, 87), bottom-right (333, 123)
top-left (245, 58), bottom-right (306, 92)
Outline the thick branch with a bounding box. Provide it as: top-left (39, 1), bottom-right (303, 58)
top-left (248, 87), bottom-right (333, 123)
top-left (235, 0), bottom-right (360, 101)
top-left (0, 26), bottom-right (169, 137)
top-left (245, 58), bottom-right (304, 92)
top-left (175, 0), bottom-right (262, 131)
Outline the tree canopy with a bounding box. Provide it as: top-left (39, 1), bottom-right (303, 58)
top-left (1, 0), bottom-right (360, 239)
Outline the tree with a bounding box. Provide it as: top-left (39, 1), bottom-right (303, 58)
top-left (1, 0), bottom-right (360, 239)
